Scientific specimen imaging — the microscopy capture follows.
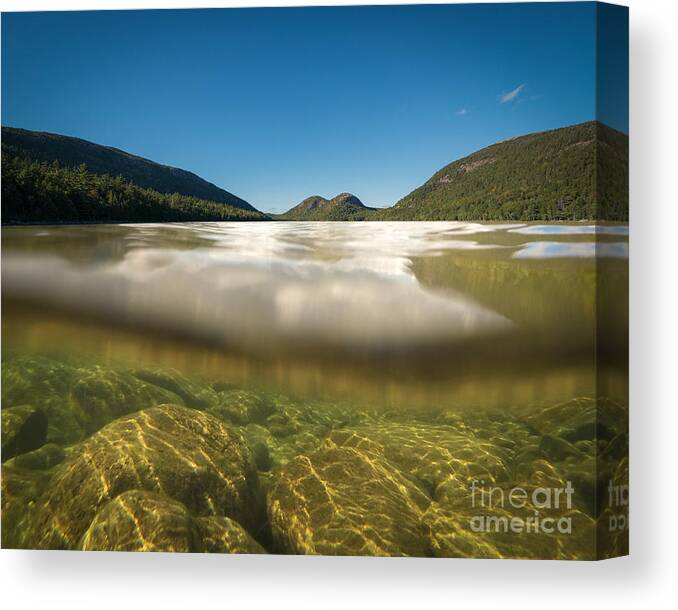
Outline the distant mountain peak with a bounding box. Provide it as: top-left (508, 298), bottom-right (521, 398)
top-left (331, 192), bottom-right (364, 206)
top-left (282, 192), bottom-right (372, 220)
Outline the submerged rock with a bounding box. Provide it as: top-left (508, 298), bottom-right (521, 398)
top-left (6, 443), bottom-right (65, 470)
top-left (1, 356), bottom-right (76, 407)
top-left (69, 366), bottom-right (181, 435)
top-left (194, 515), bottom-right (265, 554)
top-left (600, 432), bottom-right (629, 462)
top-left (539, 434), bottom-right (584, 462)
top-left (79, 490), bottom-right (265, 553)
top-left (268, 447), bottom-right (431, 556)
top-left (1, 465), bottom-right (52, 549)
top-left (1, 356), bottom-right (227, 444)
top-left (422, 497), bottom-right (596, 560)
top-left (81, 490), bottom-right (196, 552)
top-left (132, 368), bottom-right (218, 410)
top-left (525, 397), bottom-right (628, 441)
top-left (1, 356), bottom-right (81, 444)
top-left (323, 422), bottom-right (512, 496)
top-left (241, 418), bottom-right (331, 473)
top-left (208, 389), bottom-right (274, 425)
top-left (1, 404), bottom-right (48, 461)
top-left (30, 405), bottom-right (260, 549)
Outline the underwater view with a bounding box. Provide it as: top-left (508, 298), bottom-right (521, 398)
top-left (1, 221), bottom-right (629, 558)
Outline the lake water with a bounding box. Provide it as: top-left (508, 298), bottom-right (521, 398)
top-left (1, 221), bottom-right (629, 558)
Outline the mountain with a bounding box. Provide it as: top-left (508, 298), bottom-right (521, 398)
top-left (2, 126), bottom-right (256, 212)
top-left (281, 192), bottom-right (375, 220)
top-left (1, 153), bottom-right (268, 224)
top-left (374, 121), bottom-right (628, 221)
top-left (2, 121), bottom-right (628, 225)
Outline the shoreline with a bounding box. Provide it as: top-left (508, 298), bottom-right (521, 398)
top-left (1, 218), bottom-right (625, 227)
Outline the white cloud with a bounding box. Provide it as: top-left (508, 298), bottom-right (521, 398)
top-left (455, 108), bottom-right (468, 116)
top-left (499, 83), bottom-right (526, 104)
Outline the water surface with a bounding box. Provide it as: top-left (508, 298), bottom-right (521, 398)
top-left (3, 221), bottom-right (628, 409)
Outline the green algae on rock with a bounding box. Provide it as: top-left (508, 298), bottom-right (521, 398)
top-left (70, 366), bottom-right (184, 435)
top-left (422, 497), bottom-right (596, 560)
top-left (323, 422), bottom-right (512, 497)
top-left (524, 397), bottom-right (628, 441)
top-left (1, 404), bottom-right (48, 461)
top-left (29, 405), bottom-right (261, 549)
top-left (1, 356), bottom-right (82, 444)
top-left (208, 389), bottom-right (275, 426)
top-left (5, 442), bottom-right (66, 471)
top-left (194, 515), bottom-right (266, 554)
top-left (131, 368), bottom-right (219, 410)
top-left (80, 490), bottom-right (197, 552)
top-left (79, 490), bottom-right (265, 553)
top-left (1, 356), bottom-right (232, 445)
top-left (1, 466), bottom-right (52, 549)
top-left (267, 447), bottom-right (431, 556)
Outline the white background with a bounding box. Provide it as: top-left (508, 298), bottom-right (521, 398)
top-left (0, 0), bottom-right (676, 608)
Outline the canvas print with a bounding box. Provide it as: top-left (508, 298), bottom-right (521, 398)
top-left (0, 2), bottom-right (628, 559)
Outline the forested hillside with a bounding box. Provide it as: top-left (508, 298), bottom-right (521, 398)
top-left (375, 121), bottom-right (628, 221)
top-left (1, 155), bottom-right (267, 224)
top-left (2, 126), bottom-right (255, 211)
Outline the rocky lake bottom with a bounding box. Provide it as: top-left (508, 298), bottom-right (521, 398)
top-left (1, 222), bottom-right (628, 558)
top-left (1, 353), bottom-right (628, 559)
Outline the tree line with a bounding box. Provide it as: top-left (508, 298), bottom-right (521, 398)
top-left (1, 153), bottom-right (268, 224)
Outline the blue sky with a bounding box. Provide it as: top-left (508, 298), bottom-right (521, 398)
top-left (2, 3), bottom-right (628, 213)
